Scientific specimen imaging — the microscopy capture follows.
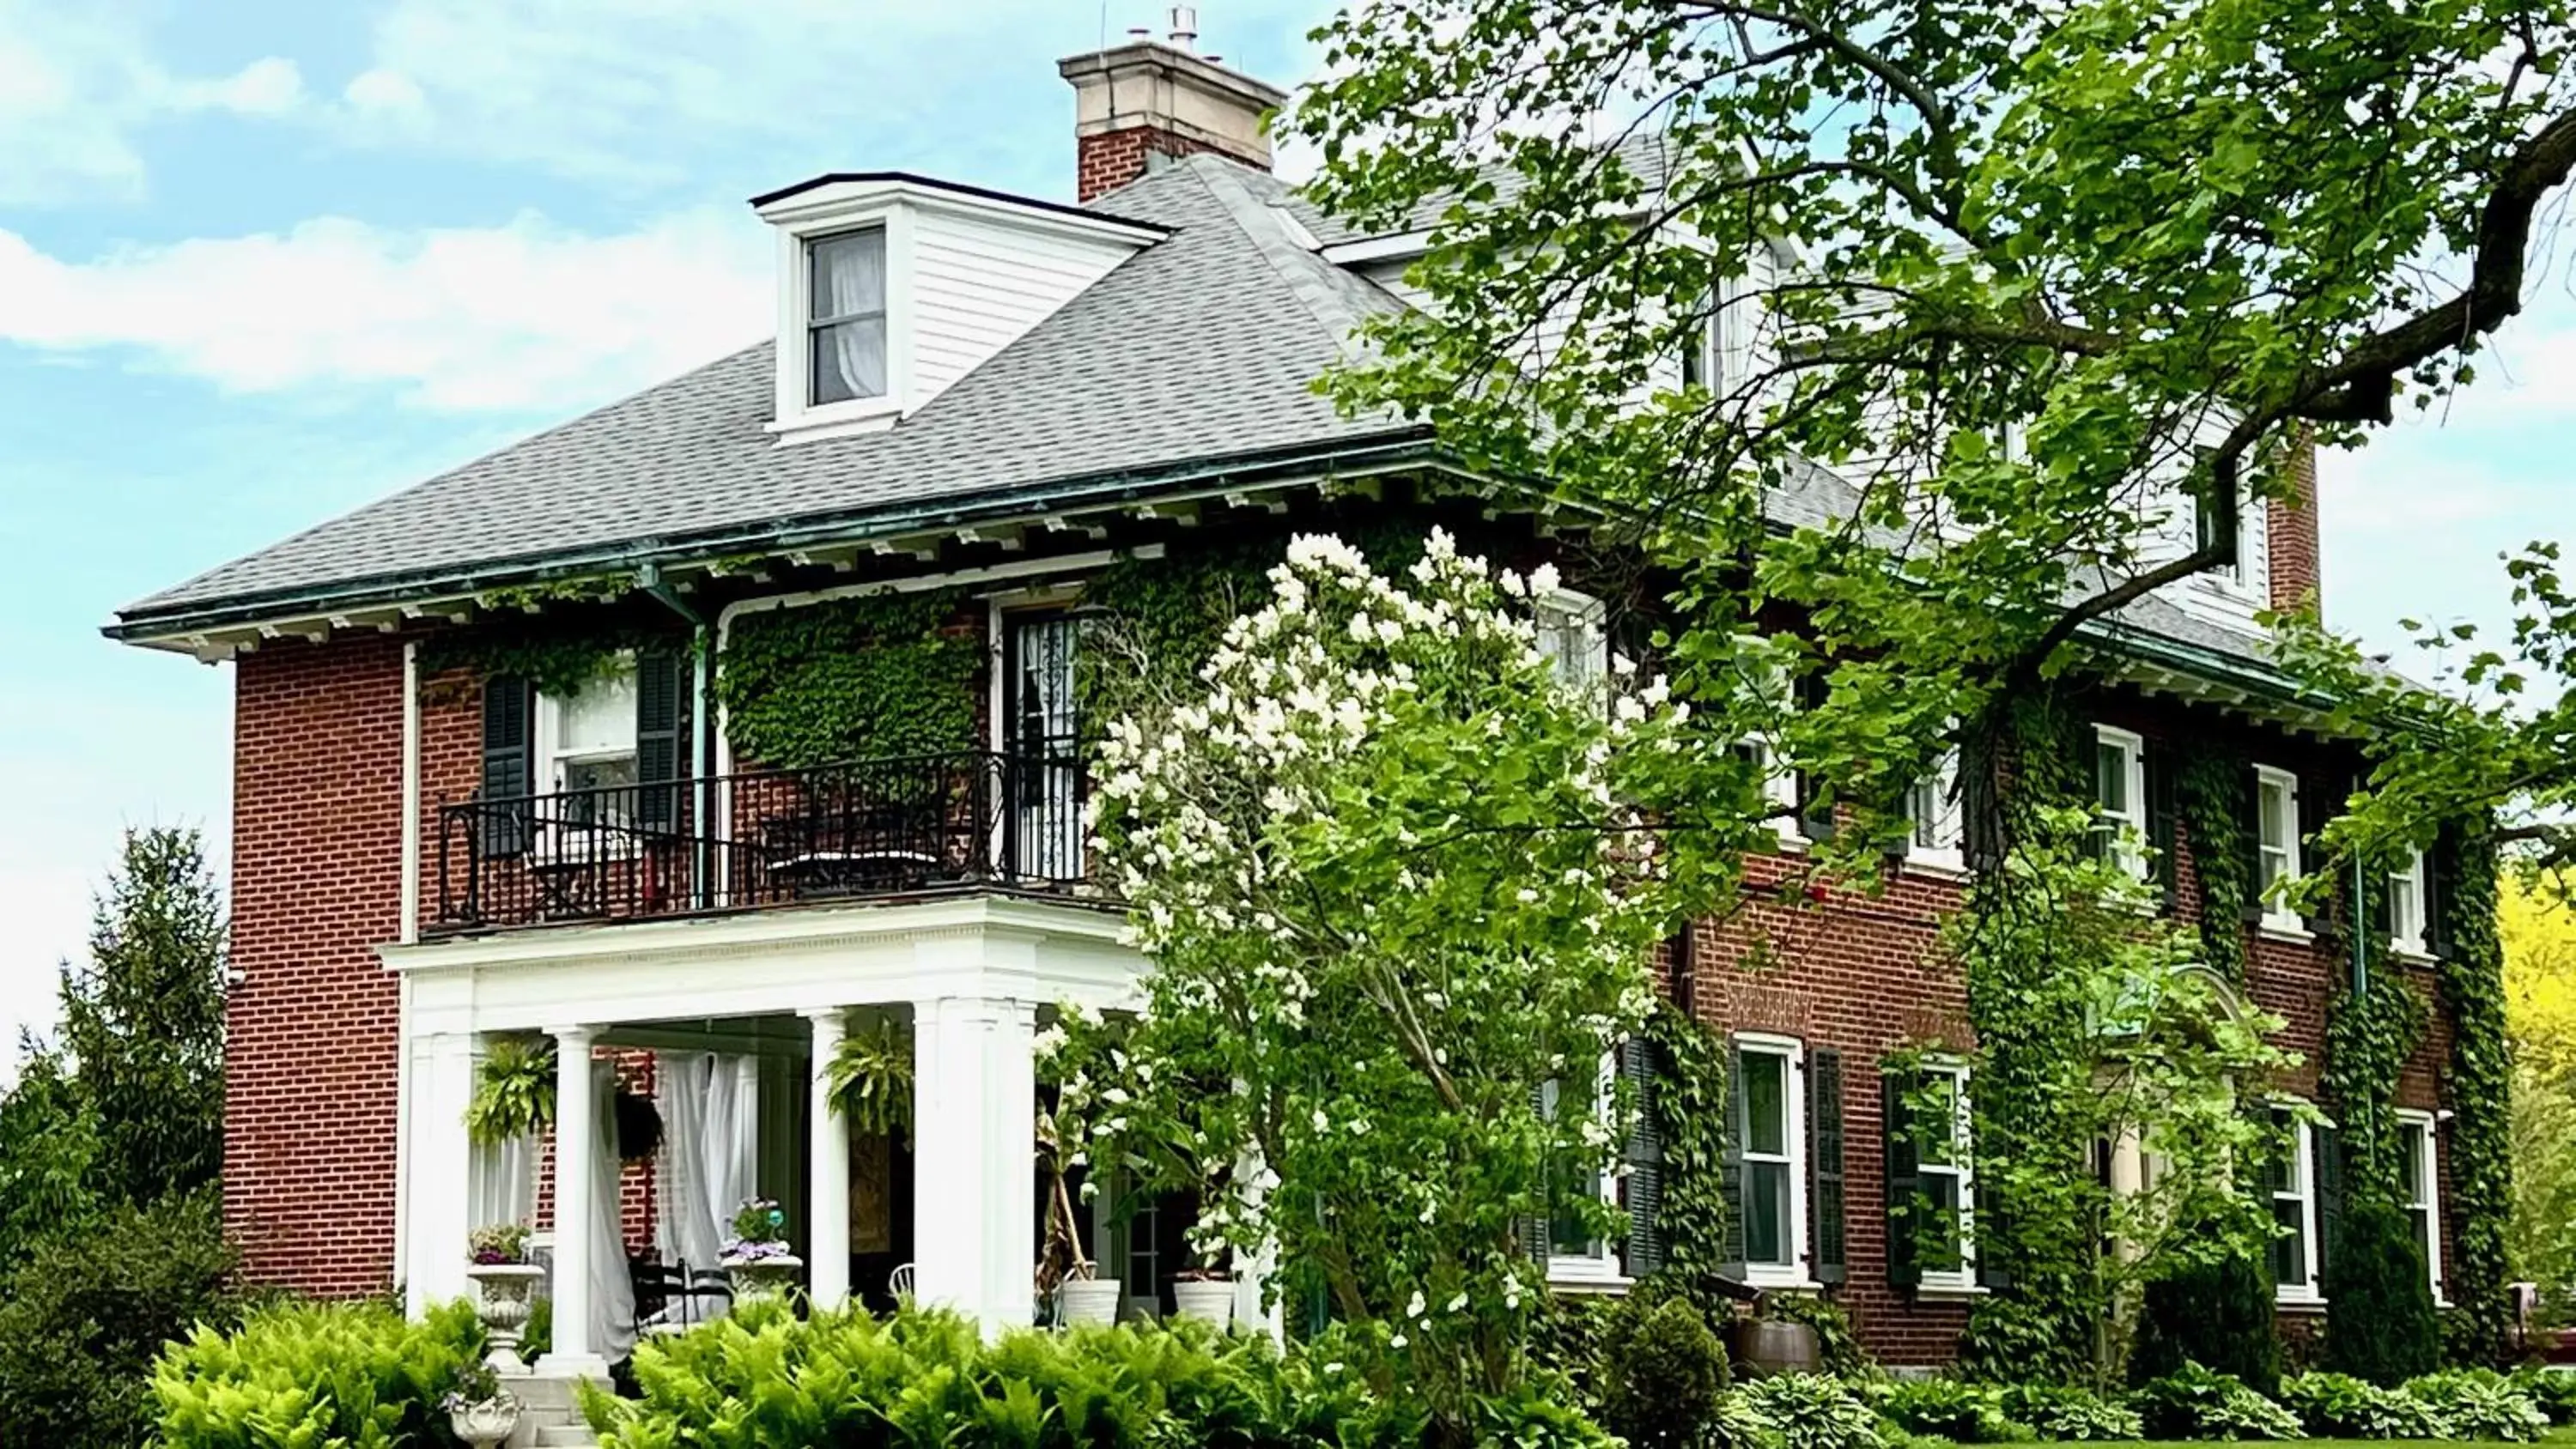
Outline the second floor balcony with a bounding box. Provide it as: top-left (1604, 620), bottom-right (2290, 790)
top-left (429, 749), bottom-right (1090, 935)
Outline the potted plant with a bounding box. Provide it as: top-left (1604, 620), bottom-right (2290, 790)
top-left (442, 1361), bottom-right (520, 1449)
top-left (1036, 1103), bottom-right (1121, 1325)
top-left (464, 1222), bottom-right (545, 1372)
top-left (720, 1197), bottom-right (803, 1300)
top-left (465, 1038), bottom-right (556, 1143)
top-left (1170, 1258), bottom-right (1236, 1328)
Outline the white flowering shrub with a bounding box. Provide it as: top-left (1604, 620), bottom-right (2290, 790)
top-left (1054, 530), bottom-right (1693, 1427)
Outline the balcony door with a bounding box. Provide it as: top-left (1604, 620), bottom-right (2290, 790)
top-left (1004, 614), bottom-right (1082, 880)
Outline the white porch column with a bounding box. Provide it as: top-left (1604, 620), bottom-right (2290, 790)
top-left (538, 1024), bottom-right (611, 1379)
top-left (805, 1008), bottom-right (852, 1312)
top-left (402, 1031), bottom-right (477, 1319)
top-left (912, 995), bottom-right (1037, 1336)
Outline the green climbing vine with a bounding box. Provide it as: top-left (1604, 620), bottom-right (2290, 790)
top-left (2439, 824), bottom-right (2514, 1363)
top-left (2176, 749), bottom-right (2253, 983)
top-left (418, 609), bottom-right (678, 700)
top-left (716, 589), bottom-right (981, 768)
top-left (1641, 999), bottom-right (1730, 1302)
top-left (2321, 868), bottom-right (2427, 1198)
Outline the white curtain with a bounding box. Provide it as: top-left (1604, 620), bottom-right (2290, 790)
top-left (814, 231), bottom-right (886, 400)
top-left (589, 1060), bottom-right (637, 1362)
top-left (470, 1132), bottom-right (538, 1232)
top-left (653, 1052), bottom-right (761, 1282)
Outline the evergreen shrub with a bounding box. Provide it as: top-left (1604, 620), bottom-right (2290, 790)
top-left (2320, 1197), bottom-right (2442, 1385)
top-left (2129, 1250), bottom-right (2281, 1394)
top-left (1594, 1294), bottom-right (1732, 1449)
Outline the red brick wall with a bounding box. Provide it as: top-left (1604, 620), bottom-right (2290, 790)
top-left (2269, 430), bottom-right (2323, 616)
top-left (1683, 687), bottom-right (2454, 1366)
top-left (227, 637), bottom-right (407, 1295)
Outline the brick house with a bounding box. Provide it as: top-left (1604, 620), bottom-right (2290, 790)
top-left (109, 32), bottom-right (2463, 1383)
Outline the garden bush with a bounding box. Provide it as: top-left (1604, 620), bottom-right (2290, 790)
top-left (0, 1189), bottom-right (241, 1449)
top-left (583, 1300), bottom-right (1617, 1448)
top-left (2320, 1198), bottom-right (2443, 1385)
top-left (1994, 1383), bottom-right (2145, 1441)
top-left (2403, 1369), bottom-right (2550, 1442)
top-left (1593, 1294), bottom-right (1732, 1449)
top-left (1863, 1377), bottom-right (2031, 1443)
top-left (2129, 1251), bottom-right (2282, 1395)
top-left (2275, 1370), bottom-right (2451, 1439)
top-left (2509, 1365), bottom-right (2576, 1426)
top-left (155, 1297), bottom-right (486, 1449)
top-left (1733, 1373), bottom-right (1884, 1449)
top-left (2129, 1361), bottom-right (2306, 1440)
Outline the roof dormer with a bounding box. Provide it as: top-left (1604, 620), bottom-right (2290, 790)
top-left (750, 173), bottom-right (1166, 446)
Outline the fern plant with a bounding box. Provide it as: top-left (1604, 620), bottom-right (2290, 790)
top-left (824, 1020), bottom-right (915, 1141)
top-left (465, 1038), bottom-right (557, 1144)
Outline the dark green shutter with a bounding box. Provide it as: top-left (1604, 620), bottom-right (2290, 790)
top-left (1519, 1082), bottom-right (1552, 1261)
top-left (1719, 1046), bottom-right (1747, 1278)
top-left (2425, 829), bottom-right (2455, 957)
top-left (2315, 1124), bottom-right (2343, 1282)
top-left (1882, 1071), bottom-right (1922, 1288)
top-left (1810, 1048), bottom-right (1846, 1286)
top-left (2146, 743), bottom-right (2179, 912)
top-left (2241, 765), bottom-right (2269, 925)
top-left (1623, 1036), bottom-right (1666, 1277)
top-left (2299, 771), bottom-right (2335, 935)
top-left (479, 674), bottom-right (533, 859)
top-left (635, 650), bottom-right (688, 834)
top-left (1795, 675), bottom-right (1836, 842)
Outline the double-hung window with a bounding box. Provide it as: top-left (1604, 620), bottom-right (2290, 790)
top-left (1535, 588), bottom-right (1609, 694)
top-left (1905, 749), bottom-right (1965, 871)
top-left (2254, 765), bottom-right (2304, 931)
top-left (538, 663), bottom-right (640, 836)
top-left (1542, 1055), bottom-right (1625, 1285)
top-left (1736, 1034), bottom-right (1808, 1284)
top-left (807, 227), bottom-right (888, 406)
top-left (1911, 1063), bottom-right (1977, 1289)
top-left (2267, 1109), bottom-right (2324, 1304)
top-left (2390, 847), bottom-right (2430, 957)
top-left (2397, 1111), bottom-right (2445, 1302)
top-left (2093, 725), bottom-right (2148, 879)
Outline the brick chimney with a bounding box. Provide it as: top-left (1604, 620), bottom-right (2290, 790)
top-left (1059, 9), bottom-right (1288, 202)
top-left (2269, 427), bottom-right (2323, 616)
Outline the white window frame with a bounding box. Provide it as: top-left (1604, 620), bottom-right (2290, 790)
top-left (2093, 724), bottom-right (2148, 881)
top-left (1913, 1060), bottom-right (1978, 1293)
top-left (2390, 847), bottom-right (2430, 959)
top-left (2254, 764), bottom-right (2305, 933)
top-left (532, 657), bottom-right (641, 856)
top-left (764, 199), bottom-right (917, 444)
top-left (804, 227), bottom-right (890, 409)
top-left (1542, 1053), bottom-right (1628, 1288)
top-left (2397, 1109), bottom-right (2447, 1304)
top-left (2270, 1111), bottom-right (2325, 1307)
top-left (1905, 748), bottom-right (1965, 874)
top-left (1734, 1033), bottom-right (1811, 1288)
top-left (1534, 587), bottom-right (1609, 694)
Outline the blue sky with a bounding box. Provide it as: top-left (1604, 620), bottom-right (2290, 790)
top-left (0, 1), bottom-right (2567, 1055)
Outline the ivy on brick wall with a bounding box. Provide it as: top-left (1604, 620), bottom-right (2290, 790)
top-left (715, 590), bottom-right (981, 770)
top-left (1641, 998), bottom-right (1731, 1303)
top-left (417, 606), bottom-right (677, 701)
top-left (2176, 749), bottom-right (2253, 983)
top-left (2437, 825), bottom-right (2514, 1364)
top-left (2320, 870), bottom-right (2427, 1200)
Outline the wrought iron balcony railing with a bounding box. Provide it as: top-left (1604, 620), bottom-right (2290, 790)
top-left (429, 750), bottom-right (1090, 935)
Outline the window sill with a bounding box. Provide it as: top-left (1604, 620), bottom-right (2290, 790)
top-left (1548, 1270), bottom-right (1635, 1295)
top-left (1914, 1279), bottom-right (1988, 1300)
top-left (2258, 920), bottom-right (2314, 944)
top-left (1741, 1269), bottom-right (1826, 1294)
top-left (769, 396), bottom-right (903, 445)
top-left (2392, 944), bottom-right (2439, 967)
top-left (2274, 1291), bottom-right (2328, 1313)
top-left (1903, 853), bottom-right (1971, 882)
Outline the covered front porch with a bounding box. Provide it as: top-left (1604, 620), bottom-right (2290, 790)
top-left (386, 894), bottom-right (1261, 1379)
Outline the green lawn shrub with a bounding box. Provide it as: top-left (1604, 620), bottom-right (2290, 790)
top-left (2130, 1252), bottom-right (2282, 1395)
top-left (154, 1297), bottom-right (486, 1449)
top-left (2275, 1370), bottom-right (2451, 1439)
top-left (2508, 1365), bottom-right (2576, 1426)
top-left (1594, 1294), bottom-right (1732, 1449)
top-left (1734, 1373), bottom-right (1885, 1449)
top-left (582, 1300), bottom-right (1618, 1448)
top-left (1863, 1377), bottom-right (2032, 1443)
top-left (1994, 1384), bottom-right (2145, 1441)
top-left (0, 1189), bottom-right (242, 1449)
top-left (2320, 1198), bottom-right (2444, 1386)
top-left (2402, 1368), bottom-right (2550, 1442)
top-left (2129, 1361), bottom-right (2306, 1440)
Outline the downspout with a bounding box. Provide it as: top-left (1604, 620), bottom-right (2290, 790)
top-left (641, 567), bottom-right (714, 910)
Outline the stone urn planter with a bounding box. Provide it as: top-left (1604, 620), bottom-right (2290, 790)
top-left (447, 1394), bottom-right (521, 1449)
top-left (1170, 1275), bottom-right (1236, 1329)
top-left (1058, 1276), bottom-right (1123, 1327)
top-left (464, 1263), bottom-right (546, 1373)
top-left (722, 1251), bottom-right (805, 1302)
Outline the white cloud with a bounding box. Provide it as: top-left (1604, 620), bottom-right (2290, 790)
top-left (0, 209), bottom-right (771, 411)
top-left (0, 3), bottom-right (304, 205)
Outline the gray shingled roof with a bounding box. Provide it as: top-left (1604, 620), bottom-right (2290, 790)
top-left (116, 157), bottom-right (1424, 629)
top-left (1284, 130), bottom-right (1689, 247)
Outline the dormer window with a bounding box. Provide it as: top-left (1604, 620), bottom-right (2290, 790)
top-left (808, 229), bottom-right (888, 406)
